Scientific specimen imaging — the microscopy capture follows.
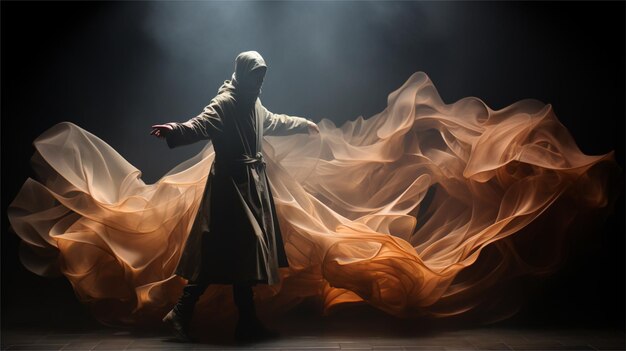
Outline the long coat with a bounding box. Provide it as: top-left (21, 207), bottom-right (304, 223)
top-left (164, 78), bottom-right (310, 286)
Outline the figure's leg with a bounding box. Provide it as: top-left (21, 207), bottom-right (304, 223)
top-left (174, 280), bottom-right (208, 325)
top-left (163, 279), bottom-right (209, 342)
top-left (233, 282), bottom-right (255, 321)
top-left (233, 281), bottom-right (279, 342)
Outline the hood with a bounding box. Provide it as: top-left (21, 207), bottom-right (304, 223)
top-left (217, 51), bottom-right (268, 100)
top-left (233, 50), bottom-right (267, 84)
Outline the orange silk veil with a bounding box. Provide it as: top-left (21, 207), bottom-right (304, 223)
top-left (8, 72), bottom-right (620, 327)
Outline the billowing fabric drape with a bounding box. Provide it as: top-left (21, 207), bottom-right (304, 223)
top-left (7, 72), bottom-right (620, 328)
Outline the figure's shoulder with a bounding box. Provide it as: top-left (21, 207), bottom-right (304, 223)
top-left (256, 98), bottom-right (269, 113)
top-left (211, 92), bottom-right (236, 109)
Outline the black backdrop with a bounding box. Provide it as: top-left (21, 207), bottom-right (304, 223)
top-left (2, 1), bottom-right (624, 329)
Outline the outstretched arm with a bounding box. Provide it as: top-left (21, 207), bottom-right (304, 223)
top-left (261, 103), bottom-right (318, 136)
top-left (151, 99), bottom-right (223, 148)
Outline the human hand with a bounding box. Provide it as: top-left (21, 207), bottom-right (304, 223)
top-left (307, 121), bottom-right (320, 134)
top-left (150, 124), bottom-right (174, 138)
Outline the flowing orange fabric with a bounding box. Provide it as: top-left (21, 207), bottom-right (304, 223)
top-left (7, 72), bottom-right (620, 328)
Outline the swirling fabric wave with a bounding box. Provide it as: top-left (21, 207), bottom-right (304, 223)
top-left (7, 72), bottom-right (619, 328)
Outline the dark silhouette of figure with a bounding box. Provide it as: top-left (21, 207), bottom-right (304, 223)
top-left (151, 51), bottom-right (319, 342)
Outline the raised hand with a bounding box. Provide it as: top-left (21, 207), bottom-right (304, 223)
top-left (150, 124), bottom-right (174, 139)
top-left (307, 121), bottom-right (320, 134)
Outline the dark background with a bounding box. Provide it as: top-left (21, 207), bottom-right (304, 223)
top-left (2, 1), bottom-right (624, 331)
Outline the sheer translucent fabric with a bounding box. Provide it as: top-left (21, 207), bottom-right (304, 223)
top-left (7, 72), bottom-right (619, 327)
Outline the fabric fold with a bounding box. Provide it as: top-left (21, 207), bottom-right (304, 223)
top-left (7, 71), bottom-right (620, 326)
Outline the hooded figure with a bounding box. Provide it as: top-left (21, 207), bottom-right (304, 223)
top-left (164, 51), bottom-right (312, 286)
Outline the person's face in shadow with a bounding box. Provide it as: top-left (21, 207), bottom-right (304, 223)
top-left (240, 67), bottom-right (266, 96)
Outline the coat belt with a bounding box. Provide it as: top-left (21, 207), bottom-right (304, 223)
top-left (239, 152), bottom-right (266, 167)
top-left (215, 152), bottom-right (266, 170)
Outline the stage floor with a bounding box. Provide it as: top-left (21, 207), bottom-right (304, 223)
top-left (2, 326), bottom-right (624, 350)
top-left (2, 283), bottom-right (624, 351)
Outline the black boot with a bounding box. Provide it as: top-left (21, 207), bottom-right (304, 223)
top-left (163, 281), bottom-right (208, 342)
top-left (162, 308), bottom-right (192, 342)
top-left (233, 282), bottom-right (280, 343)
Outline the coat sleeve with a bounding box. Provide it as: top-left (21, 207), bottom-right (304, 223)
top-left (164, 99), bottom-right (224, 148)
top-left (261, 103), bottom-right (310, 136)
